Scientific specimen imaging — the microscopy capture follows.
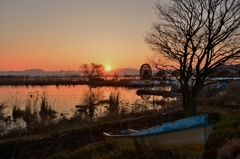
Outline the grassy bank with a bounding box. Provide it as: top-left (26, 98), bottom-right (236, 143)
top-left (45, 110), bottom-right (240, 159)
top-left (0, 104), bottom-right (240, 159)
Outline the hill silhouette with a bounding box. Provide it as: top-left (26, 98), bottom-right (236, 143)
top-left (0, 68), bottom-right (140, 76)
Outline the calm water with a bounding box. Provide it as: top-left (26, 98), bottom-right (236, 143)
top-left (0, 85), bottom-right (177, 134)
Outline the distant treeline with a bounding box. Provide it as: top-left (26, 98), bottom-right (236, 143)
top-left (0, 75), bottom-right (138, 86)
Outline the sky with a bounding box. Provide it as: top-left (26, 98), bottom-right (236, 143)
top-left (0, 0), bottom-right (162, 71)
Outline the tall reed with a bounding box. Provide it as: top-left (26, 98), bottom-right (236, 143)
top-left (39, 92), bottom-right (57, 118)
top-left (24, 92), bottom-right (39, 122)
top-left (0, 102), bottom-right (7, 119)
top-left (108, 91), bottom-right (120, 115)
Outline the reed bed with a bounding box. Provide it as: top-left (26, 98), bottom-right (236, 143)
top-left (39, 92), bottom-right (57, 118)
top-left (108, 91), bottom-right (120, 115)
top-left (0, 91), bottom-right (58, 136)
top-left (0, 102), bottom-right (7, 119)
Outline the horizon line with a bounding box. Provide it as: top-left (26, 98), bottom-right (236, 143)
top-left (0, 67), bottom-right (144, 72)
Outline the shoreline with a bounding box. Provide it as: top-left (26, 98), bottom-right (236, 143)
top-left (0, 78), bottom-right (164, 88)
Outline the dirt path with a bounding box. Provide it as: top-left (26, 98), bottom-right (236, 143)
top-left (0, 111), bottom-right (221, 159)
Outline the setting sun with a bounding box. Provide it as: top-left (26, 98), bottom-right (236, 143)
top-left (105, 65), bottom-right (111, 72)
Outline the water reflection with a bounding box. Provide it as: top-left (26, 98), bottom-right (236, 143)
top-left (76, 86), bottom-right (105, 120)
top-left (0, 85), bottom-right (178, 135)
top-left (140, 94), bottom-right (151, 100)
top-left (75, 87), bottom-right (124, 120)
top-left (75, 86), bottom-right (177, 120)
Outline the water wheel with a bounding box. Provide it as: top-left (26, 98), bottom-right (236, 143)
top-left (140, 63), bottom-right (152, 79)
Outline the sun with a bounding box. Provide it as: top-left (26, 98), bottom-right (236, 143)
top-left (105, 65), bottom-right (111, 72)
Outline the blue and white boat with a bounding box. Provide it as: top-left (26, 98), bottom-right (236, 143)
top-left (103, 113), bottom-right (216, 157)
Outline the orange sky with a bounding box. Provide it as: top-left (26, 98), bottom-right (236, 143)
top-left (0, 0), bottom-right (167, 71)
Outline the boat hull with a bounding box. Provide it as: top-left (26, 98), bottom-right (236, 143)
top-left (104, 124), bottom-right (213, 156)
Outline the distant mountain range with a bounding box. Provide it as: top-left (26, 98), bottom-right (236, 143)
top-left (0, 68), bottom-right (141, 76)
top-left (1, 64), bottom-right (238, 76)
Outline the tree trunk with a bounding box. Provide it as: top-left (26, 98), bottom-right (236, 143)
top-left (182, 86), bottom-right (198, 118)
top-left (182, 94), bottom-right (198, 117)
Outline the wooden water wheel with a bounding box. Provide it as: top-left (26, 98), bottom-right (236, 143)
top-left (140, 63), bottom-right (152, 79)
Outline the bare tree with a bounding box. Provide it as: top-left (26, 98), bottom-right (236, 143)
top-left (80, 63), bottom-right (93, 81)
top-left (79, 63), bottom-right (104, 81)
top-left (145, 0), bottom-right (240, 117)
top-left (93, 63), bottom-right (105, 79)
top-left (155, 69), bottom-right (165, 79)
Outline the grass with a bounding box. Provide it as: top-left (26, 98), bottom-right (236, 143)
top-left (0, 102), bottom-right (7, 119)
top-left (44, 114), bottom-right (240, 159)
top-left (39, 92), bottom-right (57, 118)
top-left (46, 141), bottom-right (201, 159)
top-left (217, 138), bottom-right (240, 159)
top-left (0, 91), bottom-right (59, 138)
top-left (1, 105), bottom-right (239, 158)
top-left (46, 141), bottom-right (128, 159)
top-left (44, 102), bottom-right (240, 159)
top-left (108, 91), bottom-right (120, 115)
top-left (209, 113), bottom-right (240, 141)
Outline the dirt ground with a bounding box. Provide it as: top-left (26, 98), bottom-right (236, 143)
top-left (0, 110), bottom-right (222, 159)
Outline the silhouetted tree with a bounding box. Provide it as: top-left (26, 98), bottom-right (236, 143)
top-left (155, 70), bottom-right (165, 79)
top-left (79, 63), bottom-right (104, 81)
top-left (93, 63), bottom-right (105, 79)
top-left (172, 70), bottom-right (180, 78)
top-left (145, 0), bottom-right (240, 117)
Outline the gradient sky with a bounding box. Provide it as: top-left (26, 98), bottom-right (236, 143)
top-left (0, 0), bottom-right (163, 71)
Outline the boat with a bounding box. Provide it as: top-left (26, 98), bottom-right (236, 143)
top-left (103, 113), bottom-right (217, 157)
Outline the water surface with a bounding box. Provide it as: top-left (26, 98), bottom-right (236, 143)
top-left (0, 85), bottom-right (177, 134)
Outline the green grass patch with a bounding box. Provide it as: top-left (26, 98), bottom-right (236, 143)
top-left (210, 113), bottom-right (240, 140)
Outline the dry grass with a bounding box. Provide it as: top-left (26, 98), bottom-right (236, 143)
top-left (108, 91), bottom-right (120, 115)
top-left (0, 102), bottom-right (7, 119)
top-left (39, 92), bottom-right (57, 118)
top-left (46, 140), bottom-right (200, 159)
top-left (0, 92), bottom-right (59, 137)
top-left (217, 138), bottom-right (240, 159)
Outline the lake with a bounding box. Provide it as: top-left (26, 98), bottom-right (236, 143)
top-left (0, 85), bottom-right (177, 135)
